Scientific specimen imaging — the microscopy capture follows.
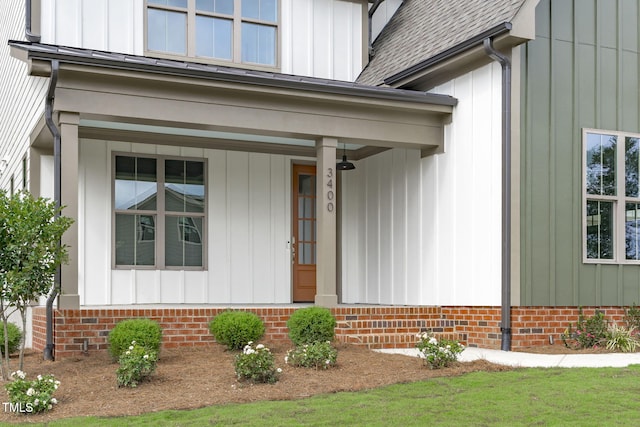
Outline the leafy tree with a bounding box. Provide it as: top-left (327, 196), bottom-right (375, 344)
top-left (0, 190), bottom-right (73, 378)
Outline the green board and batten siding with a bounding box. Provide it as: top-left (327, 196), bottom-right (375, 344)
top-left (520, 0), bottom-right (640, 306)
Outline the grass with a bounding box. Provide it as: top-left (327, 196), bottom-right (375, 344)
top-left (5, 365), bottom-right (640, 426)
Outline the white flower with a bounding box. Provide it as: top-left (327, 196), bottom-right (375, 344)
top-left (284, 356), bottom-right (289, 363)
top-left (247, 341), bottom-right (253, 345)
top-left (276, 368), bottom-right (282, 373)
top-left (143, 354), bottom-right (149, 359)
top-left (325, 359), bottom-right (331, 365)
top-left (51, 398), bottom-right (58, 405)
top-left (34, 399), bottom-right (39, 406)
top-left (129, 345), bottom-right (134, 350)
top-left (37, 374), bottom-right (42, 381)
top-left (125, 350), bottom-right (131, 355)
top-left (48, 404), bottom-right (52, 410)
top-left (26, 388), bottom-right (35, 396)
top-left (131, 340), bottom-right (136, 345)
top-left (429, 337), bottom-right (438, 345)
top-left (12, 370), bottom-right (26, 380)
top-left (256, 344), bottom-right (264, 350)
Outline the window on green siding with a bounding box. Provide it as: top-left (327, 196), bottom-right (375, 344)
top-left (114, 154), bottom-right (206, 269)
top-left (584, 130), bottom-right (640, 262)
top-left (146, 0), bottom-right (278, 67)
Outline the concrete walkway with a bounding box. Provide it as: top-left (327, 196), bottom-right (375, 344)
top-left (377, 347), bottom-right (640, 368)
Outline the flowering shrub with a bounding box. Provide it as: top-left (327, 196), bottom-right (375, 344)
top-left (415, 332), bottom-right (465, 369)
top-left (285, 341), bottom-right (337, 370)
top-left (606, 324), bottom-right (640, 353)
top-left (5, 371), bottom-right (60, 414)
top-left (234, 342), bottom-right (281, 384)
top-left (561, 308), bottom-right (609, 349)
top-left (116, 341), bottom-right (158, 388)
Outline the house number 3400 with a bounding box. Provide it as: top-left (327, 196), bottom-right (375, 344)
top-left (326, 167), bottom-right (335, 212)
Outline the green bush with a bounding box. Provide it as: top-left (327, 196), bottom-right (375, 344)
top-left (606, 324), bottom-right (640, 353)
top-left (561, 308), bottom-right (609, 349)
top-left (0, 323), bottom-right (22, 356)
top-left (108, 318), bottom-right (162, 360)
top-left (286, 307), bottom-right (336, 346)
top-left (234, 342), bottom-right (281, 384)
top-left (116, 341), bottom-right (158, 388)
top-left (285, 341), bottom-right (338, 370)
top-left (624, 303), bottom-right (640, 331)
top-left (209, 311), bottom-right (265, 350)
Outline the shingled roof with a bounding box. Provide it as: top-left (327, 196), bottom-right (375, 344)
top-left (357, 0), bottom-right (529, 86)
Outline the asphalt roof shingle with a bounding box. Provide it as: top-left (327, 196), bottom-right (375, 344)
top-left (357, 0), bottom-right (528, 86)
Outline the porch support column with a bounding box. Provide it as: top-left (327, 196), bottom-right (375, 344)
top-left (315, 137), bottom-right (338, 307)
top-left (58, 112), bottom-right (80, 309)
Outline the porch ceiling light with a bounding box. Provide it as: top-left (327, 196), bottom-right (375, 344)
top-left (336, 144), bottom-right (356, 171)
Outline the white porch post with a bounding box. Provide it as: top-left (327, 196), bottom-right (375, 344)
top-left (315, 137), bottom-right (338, 307)
top-left (58, 112), bottom-right (80, 309)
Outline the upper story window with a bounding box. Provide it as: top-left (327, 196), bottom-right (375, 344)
top-left (584, 129), bottom-right (640, 263)
top-left (146, 0), bottom-right (278, 67)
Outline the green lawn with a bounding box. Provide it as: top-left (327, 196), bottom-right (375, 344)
top-left (4, 365), bottom-right (640, 426)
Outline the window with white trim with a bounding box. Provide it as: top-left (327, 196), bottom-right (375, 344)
top-left (113, 155), bottom-right (206, 268)
top-left (146, 0), bottom-right (278, 67)
top-left (584, 130), bottom-right (640, 262)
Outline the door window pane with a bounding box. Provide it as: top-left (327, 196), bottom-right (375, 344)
top-left (242, 22), bottom-right (276, 66)
top-left (115, 214), bottom-right (155, 266)
top-left (586, 133), bottom-right (617, 196)
top-left (115, 156), bottom-right (157, 210)
top-left (196, 16), bottom-right (232, 59)
top-left (165, 160), bottom-right (205, 213)
top-left (166, 216), bottom-right (203, 266)
top-left (586, 200), bottom-right (614, 259)
top-left (196, 0), bottom-right (233, 14)
top-left (148, 8), bottom-right (187, 54)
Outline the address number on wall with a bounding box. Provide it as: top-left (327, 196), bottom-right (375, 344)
top-left (326, 167), bottom-right (335, 212)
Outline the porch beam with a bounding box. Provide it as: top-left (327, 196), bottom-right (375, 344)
top-left (315, 137), bottom-right (338, 307)
top-left (58, 112), bottom-right (80, 309)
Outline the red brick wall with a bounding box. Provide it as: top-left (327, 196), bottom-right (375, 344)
top-left (30, 305), bottom-right (630, 358)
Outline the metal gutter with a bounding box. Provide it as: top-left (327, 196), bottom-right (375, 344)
top-left (43, 59), bottom-right (60, 361)
top-left (25, 0), bottom-right (41, 42)
top-left (7, 40), bottom-right (457, 108)
top-left (384, 22), bottom-right (512, 86)
top-left (483, 38), bottom-right (512, 352)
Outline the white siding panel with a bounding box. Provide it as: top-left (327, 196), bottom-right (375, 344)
top-left (227, 151), bottom-right (251, 303)
top-left (79, 140), bottom-right (110, 305)
top-left (135, 270), bottom-right (159, 303)
top-left (250, 153), bottom-right (274, 302)
top-left (184, 271), bottom-right (207, 303)
top-left (82, 0), bottom-right (108, 50)
top-left (285, 0), bottom-right (364, 81)
top-left (370, 0), bottom-right (403, 43)
top-left (208, 150), bottom-right (230, 303)
top-left (272, 156), bottom-right (290, 303)
top-left (111, 270), bottom-right (133, 304)
top-left (160, 270), bottom-right (183, 303)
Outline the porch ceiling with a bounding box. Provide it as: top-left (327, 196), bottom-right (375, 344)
top-left (12, 41), bottom-right (457, 157)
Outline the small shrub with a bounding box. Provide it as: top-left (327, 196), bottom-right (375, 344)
top-left (606, 324), bottom-right (640, 353)
top-left (624, 303), bottom-right (640, 332)
top-left (234, 342), bottom-right (281, 384)
top-left (108, 318), bottom-right (162, 360)
top-left (209, 311), bottom-right (265, 350)
top-left (561, 308), bottom-right (609, 349)
top-left (285, 341), bottom-right (337, 370)
top-left (416, 331), bottom-right (465, 369)
top-left (286, 307), bottom-right (336, 346)
top-left (5, 371), bottom-right (60, 414)
top-left (0, 323), bottom-right (22, 356)
top-left (116, 341), bottom-right (158, 388)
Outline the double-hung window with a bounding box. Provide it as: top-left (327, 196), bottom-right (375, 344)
top-left (584, 129), bottom-right (640, 262)
top-left (114, 155), bottom-right (206, 269)
top-left (146, 0), bottom-right (278, 67)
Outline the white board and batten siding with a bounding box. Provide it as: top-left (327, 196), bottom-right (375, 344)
top-left (40, 0), bottom-right (365, 82)
top-left (341, 63), bottom-right (503, 306)
top-left (79, 140), bottom-right (296, 305)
